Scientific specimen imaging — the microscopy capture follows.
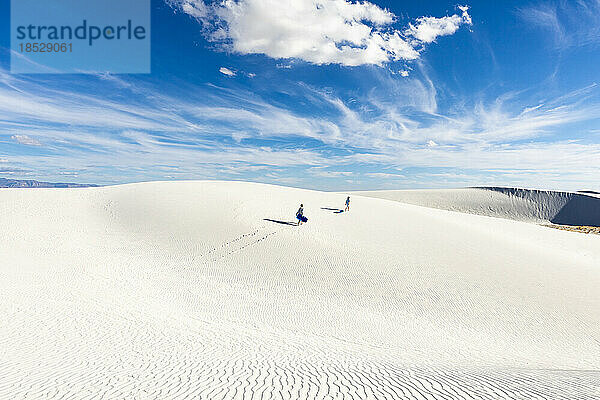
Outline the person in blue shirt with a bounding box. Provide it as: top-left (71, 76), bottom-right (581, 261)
top-left (345, 196), bottom-right (350, 212)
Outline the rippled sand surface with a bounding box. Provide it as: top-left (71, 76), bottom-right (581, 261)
top-left (1, 181), bottom-right (599, 399)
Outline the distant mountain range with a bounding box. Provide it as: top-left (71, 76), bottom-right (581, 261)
top-left (0, 178), bottom-right (98, 188)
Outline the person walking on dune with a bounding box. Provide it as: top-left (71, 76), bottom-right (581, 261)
top-left (296, 204), bottom-right (307, 225)
top-left (345, 196), bottom-right (350, 212)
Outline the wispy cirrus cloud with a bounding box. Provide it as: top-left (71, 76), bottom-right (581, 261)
top-left (517, 0), bottom-right (600, 50)
top-left (167, 0), bottom-right (471, 66)
top-left (11, 134), bottom-right (42, 146)
top-left (308, 167), bottom-right (352, 178)
top-left (2, 65), bottom-right (600, 190)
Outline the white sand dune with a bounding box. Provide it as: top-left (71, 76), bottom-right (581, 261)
top-left (353, 187), bottom-right (600, 226)
top-left (1, 181), bottom-right (599, 399)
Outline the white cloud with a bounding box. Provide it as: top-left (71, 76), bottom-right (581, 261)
top-left (169, 0), bottom-right (471, 66)
top-left (521, 104), bottom-right (544, 114)
top-left (308, 168), bottom-right (352, 178)
top-left (3, 61), bottom-right (600, 191)
top-left (517, 4), bottom-right (564, 47)
top-left (399, 70), bottom-right (409, 77)
top-left (167, 0), bottom-right (210, 19)
top-left (458, 5), bottom-right (472, 25)
top-left (365, 172), bottom-right (404, 178)
top-left (11, 134), bottom-right (42, 146)
top-left (517, 1), bottom-right (600, 50)
top-left (219, 67), bottom-right (236, 76)
top-left (405, 6), bottom-right (472, 44)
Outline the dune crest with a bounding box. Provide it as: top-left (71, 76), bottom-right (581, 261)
top-left (354, 187), bottom-right (600, 227)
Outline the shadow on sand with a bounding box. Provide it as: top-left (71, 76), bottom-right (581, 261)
top-left (263, 218), bottom-right (298, 226)
top-left (481, 187), bottom-right (600, 227)
top-left (321, 207), bottom-right (344, 214)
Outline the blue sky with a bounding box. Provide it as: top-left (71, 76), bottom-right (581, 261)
top-left (1, 0), bottom-right (600, 190)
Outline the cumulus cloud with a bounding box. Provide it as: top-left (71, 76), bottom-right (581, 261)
top-left (11, 135), bottom-right (42, 146)
top-left (168, 0), bottom-right (471, 66)
top-left (170, 0), bottom-right (210, 19)
top-left (219, 67), bottom-right (236, 76)
top-left (458, 5), bottom-right (472, 25)
top-left (406, 6), bottom-right (472, 43)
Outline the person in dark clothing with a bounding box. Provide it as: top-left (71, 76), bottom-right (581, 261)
top-left (296, 204), bottom-right (306, 225)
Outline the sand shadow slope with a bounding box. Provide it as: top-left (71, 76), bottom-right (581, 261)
top-left (481, 187), bottom-right (600, 227)
top-left (353, 186), bottom-right (600, 227)
top-left (551, 193), bottom-right (600, 226)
